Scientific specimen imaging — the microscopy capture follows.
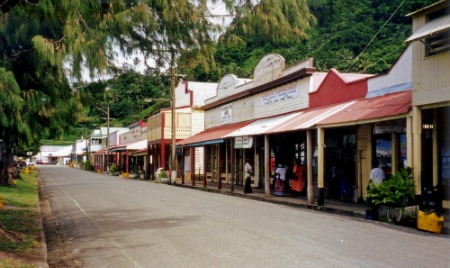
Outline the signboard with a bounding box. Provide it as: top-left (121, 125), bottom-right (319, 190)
top-left (221, 104), bottom-right (232, 122)
top-left (374, 119), bottom-right (405, 134)
top-left (27, 151), bottom-right (33, 156)
top-left (234, 136), bottom-right (253, 149)
top-left (261, 84), bottom-right (299, 105)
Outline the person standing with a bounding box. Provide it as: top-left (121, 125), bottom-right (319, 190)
top-left (370, 159), bottom-right (385, 185)
top-left (244, 159), bottom-right (253, 194)
top-left (291, 159), bottom-right (305, 196)
top-left (274, 164), bottom-right (287, 196)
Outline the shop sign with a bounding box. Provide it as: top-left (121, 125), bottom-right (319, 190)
top-left (374, 120), bottom-right (405, 134)
top-left (261, 84), bottom-right (299, 105)
top-left (235, 136), bottom-right (253, 149)
top-left (221, 104), bottom-right (232, 122)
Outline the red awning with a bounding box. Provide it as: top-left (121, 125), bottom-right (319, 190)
top-left (177, 120), bottom-right (254, 147)
top-left (317, 91), bottom-right (411, 126)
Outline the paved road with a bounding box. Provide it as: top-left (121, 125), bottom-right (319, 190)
top-left (40, 166), bottom-right (450, 268)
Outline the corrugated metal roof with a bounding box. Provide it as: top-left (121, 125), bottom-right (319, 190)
top-left (226, 113), bottom-right (299, 137)
top-left (267, 102), bottom-right (355, 134)
top-left (177, 121), bottom-right (254, 146)
top-left (317, 91), bottom-right (411, 126)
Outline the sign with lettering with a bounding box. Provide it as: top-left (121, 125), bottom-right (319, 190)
top-left (235, 136), bottom-right (253, 149)
top-left (221, 104), bottom-right (232, 122)
top-left (261, 84), bottom-right (299, 105)
top-left (374, 119), bottom-right (405, 134)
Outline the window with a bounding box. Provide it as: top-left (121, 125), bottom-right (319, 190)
top-left (425, 9), bottom-right (450, 57)
top-left (425, 28), bottom-right (450, 57)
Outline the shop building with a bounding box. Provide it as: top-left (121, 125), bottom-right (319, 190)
top-left (405, 0), bottom-right (450, 226)
top-left (178, 50), bottom-right (417, 206)
top-left (146, 80), bottom-right (217, 180)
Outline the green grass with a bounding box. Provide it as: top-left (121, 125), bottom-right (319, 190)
top-left (0, 170), bottom-right (39, 208)
top-left (0, 169), bottom-right (41, 258)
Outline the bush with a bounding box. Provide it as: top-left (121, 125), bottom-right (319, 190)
top-left (367, 168), bottom-right (416, 208)
top-left (82, 161), bottom-right (94, 171)
top-left (110, 164), bottom-right (119, 175)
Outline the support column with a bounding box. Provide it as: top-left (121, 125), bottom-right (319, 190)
top-left (264, 135), bottom-right (270, 196)
top-left (432, 109), bottom-right (438, 186)
top-left (317, 127), bottom-right (325, 206)
top-left (126, 150), bottom-right (129, 173)
top-left (218, 144), bottom-right (222, 190)
top-left (191, 147), bottom-right (195, 186)
top-left (231, 140), bottom-right (235, 192)
top-left (391, 133), bottom-right (398, 175)
top-left (412, 106), bottom-right (422, 195)
top-left (307, 129), bottom-right (314, 204)
top-left (406, 116), bottom-right (413, 169)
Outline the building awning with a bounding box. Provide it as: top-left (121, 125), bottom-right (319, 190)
top-left (177, 121), bottom-right (254, 147)
top-left (317, 91), bottom-right (411, 127)
top-left (226, 113), bottom-right (300, 137)
top-left (266, 101), bottom-right (356, 134)
top-left (109, 139), bottom-right (147, 152)
top-left (406, 14), bottom-right (450, 43)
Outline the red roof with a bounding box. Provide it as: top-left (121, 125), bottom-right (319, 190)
top-left (318, 90), bottom-right (411, 125)
top-left (177, 121), bottom-right (254, 146)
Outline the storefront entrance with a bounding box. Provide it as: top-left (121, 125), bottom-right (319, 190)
top-left (324, 127), bottom-right (357, 202)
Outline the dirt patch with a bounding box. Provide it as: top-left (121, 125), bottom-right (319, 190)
top-left (40, 179), bottom-right (83, 268)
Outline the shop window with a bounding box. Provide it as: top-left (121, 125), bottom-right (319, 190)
top-left (375, 137), bottom-right (392, 176)
top-left (399, 134), bottom-right (407, 170)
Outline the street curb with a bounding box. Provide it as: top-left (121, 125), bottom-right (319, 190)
top-left (37, 174), bottom-right (49, 268)
top-left (173, 183), bottom-right (367, 220)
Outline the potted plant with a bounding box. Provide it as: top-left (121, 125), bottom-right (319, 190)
top-left (160, 169), bottom-right (170, 184)
top-left (366, 168), bottom-right (417, 223)
top-left (109, 164), bottom-right (119, 176)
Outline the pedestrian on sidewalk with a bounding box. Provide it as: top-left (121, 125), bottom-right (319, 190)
top-left (274, 164), bottom-right (287, 196)
top-left (291, 159), bottom-right (305, 196)
top-left (244, 159), bottom-right (253, 194)
top-left (369, 159), bottom-right (385, 185)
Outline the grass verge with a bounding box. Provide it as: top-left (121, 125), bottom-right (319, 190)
top-left (0, 169), bottom-right (43, 268)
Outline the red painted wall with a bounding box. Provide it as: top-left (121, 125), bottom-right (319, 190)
top-left (309, 69), bottom-right (368, 108)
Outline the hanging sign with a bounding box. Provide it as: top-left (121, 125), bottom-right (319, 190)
top-left (374, 119), bottom-right (405, 134)
top-left (234, 136), bottom-right (253, 149)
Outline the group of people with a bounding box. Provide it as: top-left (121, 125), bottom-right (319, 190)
top-left (243, 158), bottom-right (306, 196)
top-left (244, 158), bottom-right (385, 198)
top-left (273, 159), bottom-right (305, 196)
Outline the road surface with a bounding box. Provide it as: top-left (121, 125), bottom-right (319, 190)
top-left (39, 166), bottom-right (450, 268)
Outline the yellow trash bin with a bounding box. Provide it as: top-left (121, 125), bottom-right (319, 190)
top-left (417, 210), bottom-right (444, 234)
top-left (24, 167), bottom-right (30, 174)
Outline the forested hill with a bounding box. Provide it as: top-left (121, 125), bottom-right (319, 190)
top-left (72, 0), bottom-right (436, 141)
top-left (39, 0), bottom-right (438, 144)
top-left (187, 0), bottom-right (436, 81)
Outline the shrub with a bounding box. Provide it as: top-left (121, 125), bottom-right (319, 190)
top-left (367, 168), bottom-right (416, 208)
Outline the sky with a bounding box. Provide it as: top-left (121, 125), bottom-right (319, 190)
top-left (76, 1), bottom-right (233, 84)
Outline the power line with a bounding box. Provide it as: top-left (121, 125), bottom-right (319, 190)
top-left (346, 0), bottom-right (407, 72)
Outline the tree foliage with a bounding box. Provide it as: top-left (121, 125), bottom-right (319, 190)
top-left (187, 0), bottom-right (437, 81)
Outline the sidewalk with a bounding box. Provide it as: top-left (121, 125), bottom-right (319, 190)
top-left (171, 180), bottom-right (450, 235)
top-left (174, 181), bottom-right (369, 219)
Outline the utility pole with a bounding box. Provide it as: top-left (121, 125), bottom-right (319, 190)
top-left (170, 53), bottom-right (177, 184)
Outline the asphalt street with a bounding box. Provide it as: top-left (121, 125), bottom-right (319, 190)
top-left (39, 166), bottom-right (450, 268)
